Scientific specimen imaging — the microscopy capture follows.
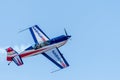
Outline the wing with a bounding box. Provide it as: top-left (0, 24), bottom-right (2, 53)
top-left (29, 25), bottom-right (69, 69)
top-left (29, 25), bottom-right (50, 43)
top-left (42, 48), bottom-right (69, 69)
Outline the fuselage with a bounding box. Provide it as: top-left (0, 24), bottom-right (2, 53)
top-left (19, 35), bottom-right (71, 58)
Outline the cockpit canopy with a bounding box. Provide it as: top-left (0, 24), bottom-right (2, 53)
top-left (25, 35), bottom-right (68, 50)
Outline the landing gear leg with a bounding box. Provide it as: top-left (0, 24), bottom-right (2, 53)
top-left (8, 61), bottom-right (12, 65)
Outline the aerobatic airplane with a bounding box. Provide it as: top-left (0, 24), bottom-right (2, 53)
top-left (5, 25), bottom-right (71, 70)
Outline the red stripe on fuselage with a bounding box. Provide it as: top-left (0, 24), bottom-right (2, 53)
top-left (20, 48), bottom-right (46, 58)
top-left (7, 48), bottom-right (47, 61)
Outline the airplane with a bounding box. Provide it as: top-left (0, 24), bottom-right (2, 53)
top-left (5, 25), bottom-right (71, 70)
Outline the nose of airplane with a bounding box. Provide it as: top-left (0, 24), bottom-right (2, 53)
top-left (67, 35), bottom-right (71, 39)
top-left (64, 28), bottom-right (71, 39)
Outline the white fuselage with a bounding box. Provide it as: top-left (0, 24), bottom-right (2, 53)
top-left (20, 40), bottom-right (67, 58)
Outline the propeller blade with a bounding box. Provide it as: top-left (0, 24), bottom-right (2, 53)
top-left (18, 27), bottom-right (30, 33)
top-left (64, 28), bottom-right (68, 36)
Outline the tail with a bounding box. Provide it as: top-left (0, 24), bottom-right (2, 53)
top-left (6, 47), bottom-right (17, 61)
top-left (5, 47), bottom-right (24, 66)
top-left (6, 47), bottom-right (16, 55)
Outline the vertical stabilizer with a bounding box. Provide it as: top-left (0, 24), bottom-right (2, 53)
top-left (5, 47), bottom-right (23, 66)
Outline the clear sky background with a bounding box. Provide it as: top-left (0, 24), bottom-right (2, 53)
top-left (0, 0), bottom-right (120, 80)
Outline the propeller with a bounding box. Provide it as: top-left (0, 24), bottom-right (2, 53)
top-left (64, 28), bottom-right (71, 38)
top-left (64, 28), bottom-right (68, 36)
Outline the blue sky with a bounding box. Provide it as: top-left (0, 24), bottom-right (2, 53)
top-left (0, 0), bottom-right (120, 80)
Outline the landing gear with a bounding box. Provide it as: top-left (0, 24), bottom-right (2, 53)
top-left (8, 61), bottom-right (12, 65)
